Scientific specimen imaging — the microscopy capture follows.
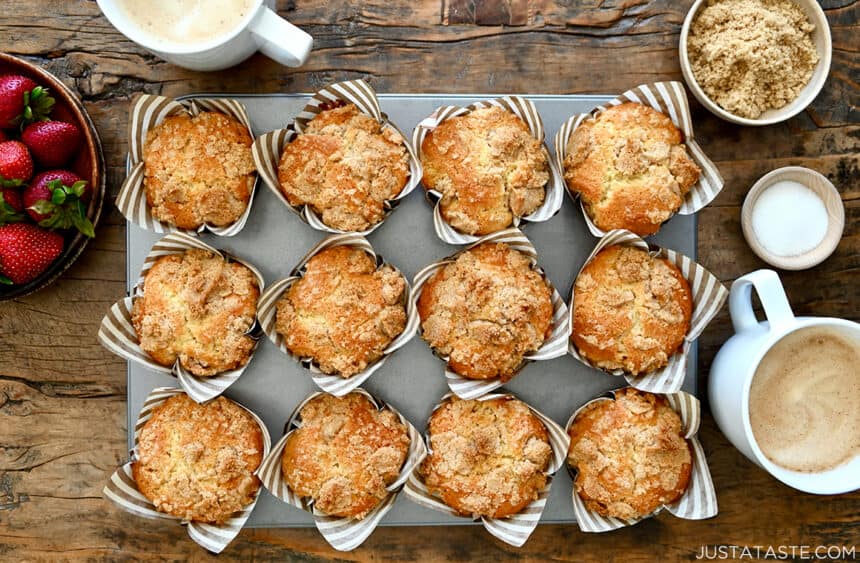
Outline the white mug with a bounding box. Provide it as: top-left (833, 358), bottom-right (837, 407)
top-left (97, 0), bottom-right (312, 71)
top-left (709, 269), bottom-right (860, 494)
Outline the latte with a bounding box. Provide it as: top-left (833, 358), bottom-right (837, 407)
top-left (749, 326), bottom-right (860, 473)
top-left (114, 0), bottom-right (257, 46)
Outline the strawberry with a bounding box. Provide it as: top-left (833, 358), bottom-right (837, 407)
top-left (0, 75), bottom-right (54, 130)
top-left (22, 121), bottom-right (81, 168)
top-left (0, 188), bottom-right (24, 225)
top-left (0, 223), bottom-right (64, 285)
top-left (0, 130), bottom-right (7, 142)
top-left (0, 141), bottom-right (34, 185)
top-left (22, 170), bottom-right (94, 237)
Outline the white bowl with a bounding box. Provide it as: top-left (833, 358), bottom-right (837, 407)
top-left (741, 166), bottom-right (844, 270)
top-left (679, 0), bottom-right (832, 126)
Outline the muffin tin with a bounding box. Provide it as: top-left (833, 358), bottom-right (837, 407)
top-left (125, 92), bottom-right (698, 528)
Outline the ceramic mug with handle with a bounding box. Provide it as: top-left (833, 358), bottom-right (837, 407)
top-left (709, 269), bottom-right (860, 494)
top-left (97, 0), bottom-right (312, 71)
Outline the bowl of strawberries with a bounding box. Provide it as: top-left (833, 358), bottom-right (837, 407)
top-left (0, 53), bottom-right (105, 300)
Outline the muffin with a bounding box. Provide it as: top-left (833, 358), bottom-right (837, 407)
top-left (275, 246), bottom-right (408, 378)
top-left (563, 102), bottom-right (701, 235)
top-left (281, 393), bottom-right (410, 519)
top-left (143, 111), bottom-right (256, 229)
top-left (419, 396), bottom-right (553, 519)
top-left (132, 394), bottom-right (264, 524)
top-left (277, 103), bottom-right (410, 232)
top-left (572, 245), bottom-right (692, 376)
top-left (421, 106), bottom-right (550, 236)
top-left (418, 242), bottom-right (553, 380)
top-left (131, 249), bottom-right (260, 376)
top-left (567, 388), bottom-right (692, 520)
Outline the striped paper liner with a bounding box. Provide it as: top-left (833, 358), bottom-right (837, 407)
top-left (257, 233), bottom-right (419, 396)
top-left (97, 232), bottom-right (265, 403)
top-left (252, 79), bottom-right (422, 235)
top-left (412, 228), bottom-right (570, 399)
top-left (116, 94), bottom-right (258, 237)
top-left (256, 389), bottom-right (427, 551)
top-left (103, 387), bottom-right (272, 553)
top-left (553, 81), bottom-right (725, 237)
top-left (402, 391), bottom-right (570, 547)
top-left (567, 229), bottom-right (727, 393)
top-left (564, 387), bottom-right (718, 532)
top-left (412, 96), bottom-right (565, 245)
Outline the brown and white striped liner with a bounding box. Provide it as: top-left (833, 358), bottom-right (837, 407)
top-left (564, 387), bottom-right (718, 532)
top-left (553, 81), bottom-right (724, 237)
top-left (97, 232), bottom-right (265, 403)
top-left (412, 228), bottom-right (570, 399)
top-left (257, 233), bottom-right (419, 396)
top-left (116, 94), bottom-right (258, 237)
top-left (256, 388), bottom-right (427, 551)
top-left (412, 96), bottom-right (565, 245)
top-left (568, 229), bottom-right (727, 393)
top-left (252, 79), bottom-right (422, 235)
top-left (402, 391), bottom-right (570, 547)
top-left (103, 386), bottom-right (272, 553)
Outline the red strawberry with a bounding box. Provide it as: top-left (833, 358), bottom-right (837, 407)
top-left (0, 75), bottom-right (54, 130)
top-left (22, 170), bottom-right (94, 237)
top-left (0, 141), bottom-right (34, 185)
top-left (0, 188), bottom-right (24, 225)
top-left (22, 121), bottom-right (81, 168)
top-left (0, 223), bottom-right (64, 285)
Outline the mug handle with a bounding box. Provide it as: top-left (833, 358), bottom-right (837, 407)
top-left (729, 269), bottom-right (795, 333)
top-left (249, 7), bottom-right (313, 67)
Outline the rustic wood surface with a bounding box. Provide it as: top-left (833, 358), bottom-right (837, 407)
top-left (0, 0), bottom-right (858, 560)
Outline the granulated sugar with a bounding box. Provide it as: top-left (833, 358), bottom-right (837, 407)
top-left (751, 180), bottom-right (828, 257)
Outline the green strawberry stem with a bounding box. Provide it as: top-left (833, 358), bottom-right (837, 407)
top-left (30, 179), bottom-right (94, 237)
top-left (0, 274), bottom-right (11, 285)
top-left (17, 86), bottom-right (55, 129)
top-left (0, 200), bottom-right (24, 225)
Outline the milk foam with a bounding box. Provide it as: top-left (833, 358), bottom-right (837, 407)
top-left (749, 326), bottom-right (860, 473)
top-left (114, 0), bottom-right (256, 46)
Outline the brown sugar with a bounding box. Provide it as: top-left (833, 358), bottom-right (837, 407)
top-left (687, 0), bottom-right (819, 119)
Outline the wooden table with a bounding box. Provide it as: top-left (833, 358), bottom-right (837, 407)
top-left (1, 1), bottom-right (857, 560)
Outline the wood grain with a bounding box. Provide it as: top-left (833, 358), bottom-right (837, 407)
top-left (0, 0), bottom-right (858, 560)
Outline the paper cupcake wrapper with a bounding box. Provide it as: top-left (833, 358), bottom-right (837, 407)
top-left (252, 79), bottom-right (422, 235)
top-left (103, 386), bottom-right (272, 553)
top-left (554, 81), bottom-right (725, 237)
top-left (412, 227), bottom-right (570, 399)
top-left (403, 391), bottom-right (570, 547)
top-left (568, 229), bottom-right (727, 393)
top-left (412, 96), bottom-right (565, 245)
top-left (257, 233), bottom-right (419, 396)
top-left (256, 388), bottom-right (427, 551)
top-left (97, 232), bottom-right (265, 403)
top-left (116, 94), bottom-right (258, 237)
top-left (565, 387), bottom-right (718, 532)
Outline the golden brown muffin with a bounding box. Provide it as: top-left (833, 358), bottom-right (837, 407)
top-left (563, 102), bottom-right (701, 235)
top-left (143, 111), bottom-right (256, 229)
top-left (277, 103), bottom-right (410, 232)
top-left (131, 249), bottom-right (260, 376)
top-left (421, 106), bottom-right (550, 236)
top-left (132, 394), bottom-right (264, 524)
top-left (572, 245), bottom-right (692, 376)
top-left (567, 388), bottom-right (692, 520)
top-left (418, 242), bottom-right (553, 380)
top-left (281, 393), bottom-right (410, 519)
top-left (419, 396), bottom-right (553, 519)
top-left (275, 246), bottom-right (408, 378)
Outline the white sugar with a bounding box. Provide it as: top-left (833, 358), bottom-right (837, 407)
top-left (751, 180), bottom-right (828, 257)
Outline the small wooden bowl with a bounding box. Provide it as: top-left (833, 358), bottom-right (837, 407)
top-left (0, 53), bottom-right (105, 300)
top-left (741, 166), bottom-right (844, 270)
top-left (679, 0), bottom-right (832, 126)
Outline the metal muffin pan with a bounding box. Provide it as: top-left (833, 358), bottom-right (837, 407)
top-left (126, 93), bottom-right (697, 527)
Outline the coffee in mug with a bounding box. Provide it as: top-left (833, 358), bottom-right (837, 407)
top-left (113, 0), bottom-right (257, 46)
top-left (748, 326), bottom-right (860, 473)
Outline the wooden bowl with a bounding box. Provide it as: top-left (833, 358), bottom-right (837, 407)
top-left (741, 167), bottom-right (844, 270)
top-left (0, 53), bottom-right (105, 300)
top-left (679, 0), bottom-right (832, 126)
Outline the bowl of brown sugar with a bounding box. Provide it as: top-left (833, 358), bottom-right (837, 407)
top-left (679, 0), bottom-right (832, 126)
